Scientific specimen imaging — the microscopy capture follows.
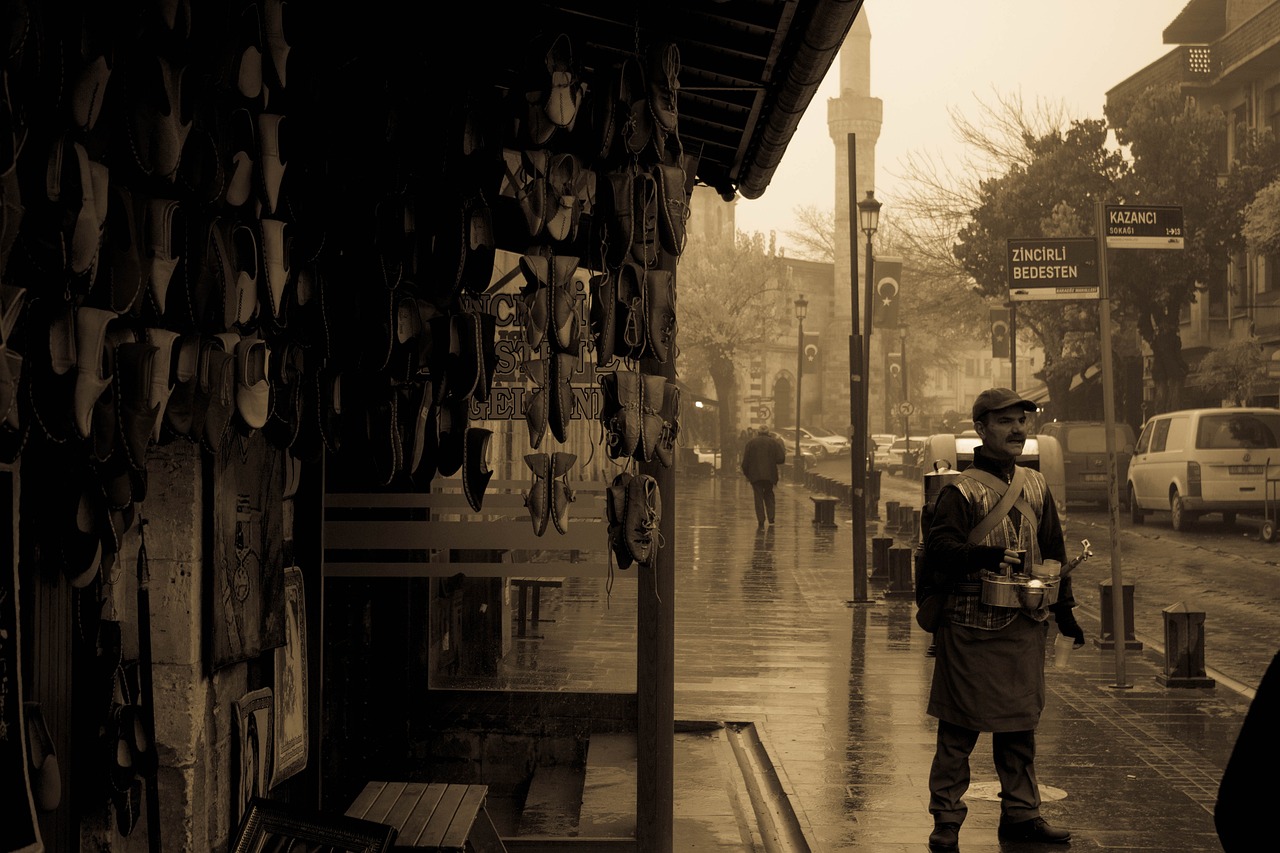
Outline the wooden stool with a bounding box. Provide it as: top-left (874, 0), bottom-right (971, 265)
top-left (510, 578), bottom-right (563, 638)
top-left (346, 781), bottom-right (507, 852)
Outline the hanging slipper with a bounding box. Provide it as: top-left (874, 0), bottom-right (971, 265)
top-left (631, 169), bottom-right (660, 268)
top-left (227, 219), bottom-right (260, 332)
top-left (543, 33), bottom-right (584, 129)
top-left (645, 267), bottom-right (677, 363)
top-left (624, 474), bottom-right (661, 566)
top-left (616, 261), bottom-right (649, 361)
top-left (434, 396), bottom-right (467, 478)
top-left (599, 369), bottom-right (641, 460)
top-left (618, 57), bottom-right (652, 157)
top-left (225, 107), bottom-right (257, 208)
top-left (144, 196), bottom-right (182, 316)
top-left (257, 113), bottom-right (287, 215)
top-left (459, 192), bottom-right (495, 295)
top-left (144, 327), bottom-right (179, 442)
top-left (193, 332), bottom-right (238, 455)
top-left (24, 702), bottom-right (62, 812)
top-left (637, 373), bottom-right (670, 463)
top-left (647, 41), bottom-right (680, 135)
top-left (548, 351), bottom-right (575, 444)
top-left (522, 452), bottom-right (552, 536)
top-left (115, 339), bottom-right (162, 503)
top-left (262, 0), bottom-right (290, 91)
top-left (262, 338), bottom-right (304, 450)
top-left (602, 168), bottom-right (634, 268)
top-left (234, 335), bottom-right (270, 430)
top-left (544, 152), bottom-right (583, 243)
top-left (260, 217), bottom-right (292, 335)
top-left (588, 268), bottom-right (618, 368)
top-left (73, 306), bottom-right (119, 441)
top-left (655, 380), bottom-right (682, 468)
top-left (162, 332), bottom-right (200, 438)
top-left (523, 357), bottom-right (549, 450)
top-left (606, 471), bottom-right (634, 570)
top-left (549, 450), bottom-right (577, 534)
top-left (549, 254), bottom-right (580, 354)
top-left (655, 161), bottom-right (689, 257)
top-left (518, 251), bottom-right (551, 350)
top-left (462, 427), bottom-right (493, 512)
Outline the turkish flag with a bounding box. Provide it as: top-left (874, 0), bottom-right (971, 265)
top-left (873, 257), bottom-right (903, 329)
top-left (801, 333), bottom-right (820, 374)
top-left (990, 307), bottom-right (1011, 358)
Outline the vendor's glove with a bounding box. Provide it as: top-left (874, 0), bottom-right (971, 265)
top-left (1055, 611), bottom-right (1086, 648)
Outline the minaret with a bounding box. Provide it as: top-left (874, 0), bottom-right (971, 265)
top-left (825, 12), bottom-right (882, 429)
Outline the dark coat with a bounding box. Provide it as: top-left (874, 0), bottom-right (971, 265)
top-left (740, 432), bottom-right (785, 483)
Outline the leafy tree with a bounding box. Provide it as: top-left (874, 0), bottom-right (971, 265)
top-left (1107, 83), bottom-right (1280, 413)
top-left (677, 230), bottom-right (789, 450)
top-left (1190, 337), bottom-right (1267, 406)
top-left (951, 117), bottom-right (1126, 416)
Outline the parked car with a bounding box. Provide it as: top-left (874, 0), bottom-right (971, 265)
top-left (871, 433), bottom-right (897, 469)
top-left (1037, 420), bottom-right (1136, 507)
top-left (885, 437), bottom-right (926, 475)
top-left (800, 426), bottom-right (851, 456)
top-left (918, 431), bottom-right (1067, 518)
top-left (775, 428), bottom-right (824, 460)
top-left (1126, 407), bottom-right (1280, 531)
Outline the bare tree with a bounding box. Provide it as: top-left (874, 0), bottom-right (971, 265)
top-left (677, 230), bottom-right (789, 452)
top-left (782, 205), bottom-right (836, 262)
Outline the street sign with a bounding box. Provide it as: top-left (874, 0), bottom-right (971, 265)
top-left (757, 405), bottom-right (772, 421)
top-left (1104, 204), bottom-right (1184, 250)
top-left (1006, 237), bottom-right (1099, 301)
top-left (897, 402), bottom-right (915, 416)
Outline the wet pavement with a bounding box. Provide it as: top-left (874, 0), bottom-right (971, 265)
top-left (489, 466), bottom-right (1252, 851)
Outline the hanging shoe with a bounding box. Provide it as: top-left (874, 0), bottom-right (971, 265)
top-left (73, 306), bottom-right (118, 440)
top-left (549, 450), bottom-right (577, 534)
top-left (606, 472), bottom-right (634, 570)
top-left (462, 427), bottom-right (493, 512)
top-left (24, 702), bottom-right (62, 812)
top-left (588, 268), bottom-right (618, 368)
top-left (624, 474), bottom-right (661, 565)
top-left (523, 452), bottom-right (551, 536)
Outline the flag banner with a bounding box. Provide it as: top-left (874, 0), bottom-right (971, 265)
top-left (802, 333), bottom-right (820, 373)
top-left (990, 307), bottom-right (1011, 358)
top-left (873, 256), bottom-right (903, 328)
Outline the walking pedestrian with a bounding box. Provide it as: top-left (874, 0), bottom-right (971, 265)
top-left (740, 426), bottom-right (786, 528)
top-left (919, 388), bottom-right (1085, 851)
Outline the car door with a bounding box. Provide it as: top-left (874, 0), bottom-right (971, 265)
top-left (1130, 416), bottom-right (1165, 507)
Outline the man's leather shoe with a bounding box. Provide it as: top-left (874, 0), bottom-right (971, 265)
top-left (997, 816), bottom-right (1070, 843)
top-left (928, 822), bottom-right (959, 851)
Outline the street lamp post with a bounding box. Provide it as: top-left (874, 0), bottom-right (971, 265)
top-left (794, 294), bottom-right (808, 481)
top-left (853, 191), bottom-right (880, 604)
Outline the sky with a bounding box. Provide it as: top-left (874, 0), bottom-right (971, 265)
top-left (734, 0), bottom-right (1192, 254)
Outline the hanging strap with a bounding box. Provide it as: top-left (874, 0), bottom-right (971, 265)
top-left (961, 467), bottom-right (1039, 564)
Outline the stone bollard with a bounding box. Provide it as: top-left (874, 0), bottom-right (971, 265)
top-left (885, 547), bottom-right (914, 599)
top-left (1156, 602), bottom-right (1215, 688)
top-left (872, 537), bottom-right (893, 579)
top-left (1095, 579), bottom-right (1143, 651)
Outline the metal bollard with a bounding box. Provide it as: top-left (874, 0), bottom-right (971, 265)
top-left (1095, 579), bottom-right (1143, 651)
top-left (884, 501), bottom-right (900, 530)
top-left (871, 537), bottom-right (893, 579)
top-left (1156, 602), bottom-right (1215, 688)
top-left (885, 547), bottom-right (914, 599)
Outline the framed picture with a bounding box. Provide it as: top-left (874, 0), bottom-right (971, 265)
top-left (272, 566), bottom-right (308, 788)
top-left (232, 688), bottom-right (274, 828)
top-left (230, 797), bottom-right (397, 853)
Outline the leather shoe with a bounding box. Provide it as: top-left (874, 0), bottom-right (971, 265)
top-left (928, 821), bottom-right (959, 851)
top-left (997, 816), bottom-right (1070, 843)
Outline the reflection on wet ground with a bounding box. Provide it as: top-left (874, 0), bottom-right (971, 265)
top-left (471, 472), bottom-right (1255, 851)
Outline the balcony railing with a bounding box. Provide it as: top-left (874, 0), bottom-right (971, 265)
top-left (1106, 46), bottom-right (1215, 110)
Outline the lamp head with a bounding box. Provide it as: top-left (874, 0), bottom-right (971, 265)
top-left (857, 190), bottom-right (881, 237)
top-left (794, 294), bottom-right (808, 320)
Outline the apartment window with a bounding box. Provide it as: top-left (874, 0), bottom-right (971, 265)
top-left (1268, 85), bottom-right (1280, 140)
top-left (1208, 263), bottom-right (1227, 317)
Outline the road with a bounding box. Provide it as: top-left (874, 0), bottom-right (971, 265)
top-left (813, 456), bottom-right (1280, 694)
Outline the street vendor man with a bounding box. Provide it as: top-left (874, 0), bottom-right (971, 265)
top-left (921, 387), bottom-right (1086, 851)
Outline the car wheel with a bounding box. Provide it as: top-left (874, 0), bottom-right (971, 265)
top-left (1170, 490), bottom-right (1196, 532)
top-left (1262, 519), bottom-right (1277, 543)
top-left (1129, 486), bottom-right (1144, 525)
top-left (1222, 511), bottom-right (1237, 527)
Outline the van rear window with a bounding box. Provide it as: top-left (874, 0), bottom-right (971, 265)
top-left (1195, 413), bottom-right (1280, 449)
top-left (1061, 426), bottom-right (1132, 453)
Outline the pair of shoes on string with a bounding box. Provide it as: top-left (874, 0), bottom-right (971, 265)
top-left (524, 451), bottom-right (576, 536)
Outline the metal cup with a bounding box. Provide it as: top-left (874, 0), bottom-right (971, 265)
top-left (1010, 549), bottom-right (1027, 574)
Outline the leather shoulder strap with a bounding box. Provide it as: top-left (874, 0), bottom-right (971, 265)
top-left (962, 466), bottom-right (1029, 545)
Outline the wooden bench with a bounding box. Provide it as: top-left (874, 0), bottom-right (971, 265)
top-left (510, 577), bottom-right (563, 638)
top-left (809, 496), bottom-right (839, 528)
top-left (346, 781), bottom-right (507, 852)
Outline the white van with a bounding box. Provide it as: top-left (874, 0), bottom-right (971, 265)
top-left (1126, 407), bottom-right (1280, 530)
